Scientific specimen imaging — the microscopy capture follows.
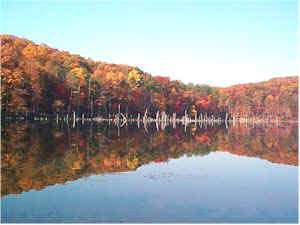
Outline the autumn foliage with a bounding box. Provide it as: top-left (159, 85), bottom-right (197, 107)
top-left (1, 35), bottom-right (298, 120)
top-left (218, 77), bottom-right (298, 120)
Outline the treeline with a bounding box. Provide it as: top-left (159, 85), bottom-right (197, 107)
top-left (1, 35), bottom-right (298, 120)
top-left (219, 77), bottom-right (298, 120)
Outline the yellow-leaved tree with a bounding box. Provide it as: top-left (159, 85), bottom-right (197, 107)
top-left (128, 67), bottom-right (143, 88)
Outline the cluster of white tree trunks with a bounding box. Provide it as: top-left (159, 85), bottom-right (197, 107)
top-left (48, 107), bottom-right (286, 129)
top-left (6, 105), bottom-right (290, 128)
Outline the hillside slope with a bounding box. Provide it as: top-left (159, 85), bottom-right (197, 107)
top-left (1, 35), bottom-right (298, 120)
top-left (219, 77), bottom-right (298, 120)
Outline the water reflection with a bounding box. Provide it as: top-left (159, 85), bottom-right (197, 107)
top-left (1, 122), bottom-right (298, 197)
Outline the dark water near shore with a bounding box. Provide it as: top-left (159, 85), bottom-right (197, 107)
top-left (1, 122), bottom-right (298, 223)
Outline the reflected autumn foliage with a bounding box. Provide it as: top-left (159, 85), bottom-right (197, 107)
top-left (1, 122), bottom-right (298, 196)
top-left (216, 124), bottom-right (298, 165)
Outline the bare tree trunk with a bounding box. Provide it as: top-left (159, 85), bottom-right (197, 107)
top-left (68, 89), bottom-right (73, 115)
top-left (88, 78), bottom-right (91, 116)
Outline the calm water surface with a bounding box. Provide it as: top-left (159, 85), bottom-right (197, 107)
top-left (1, 122), bottom-right (298, 223)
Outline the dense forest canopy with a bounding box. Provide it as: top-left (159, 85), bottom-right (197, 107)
top-left (1, 35), bottom-right (298, 120)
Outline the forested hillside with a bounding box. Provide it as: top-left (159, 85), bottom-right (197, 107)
top-left (1, 35), bottom-right (298, 120)
top-left (219, 77), bottom-right (298, 120)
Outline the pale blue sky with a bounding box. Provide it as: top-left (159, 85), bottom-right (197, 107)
top-left (1, 0), bottom-right (298, 86)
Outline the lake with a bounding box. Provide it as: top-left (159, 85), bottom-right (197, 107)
top-left (1, 122), bottom-right (298, 223)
